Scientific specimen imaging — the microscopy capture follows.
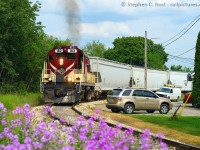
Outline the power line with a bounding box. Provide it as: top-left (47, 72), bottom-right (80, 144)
top-left (148, 45), bottom-right (194, 61)
top-left (168, 47), bottom-right (195, 60)
top-left (162, 15), bottom-right (200, 44)
top-left (168, 55), bottom-right (194, 61)
top-left (168, 57), bottom-right (194, 65)
top-left (163, 16), bottom-right (200, 47)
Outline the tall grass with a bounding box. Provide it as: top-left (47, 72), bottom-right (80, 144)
top-left (0, 93), bottom-right (44, 119)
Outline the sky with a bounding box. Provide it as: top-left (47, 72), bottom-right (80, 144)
top-left (31, 0), bottom-right (200, 69)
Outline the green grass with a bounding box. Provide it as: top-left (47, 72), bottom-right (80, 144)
top-left (0, 93), bottom-right (44, 110)
top-left (0, 93), bottom-right (44, 145)
top-left (129, 115), bottom-right (200, 136)
top-left (0, 93), bottom-right (44, 119)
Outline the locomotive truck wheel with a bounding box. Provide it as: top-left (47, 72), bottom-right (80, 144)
top-left (159, 104), bottom-right (169, 114)
top-left (124, 103), bottom-right (134, 114)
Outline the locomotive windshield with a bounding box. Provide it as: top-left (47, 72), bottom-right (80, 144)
top-left (56, 53), bottom-right (76, 60)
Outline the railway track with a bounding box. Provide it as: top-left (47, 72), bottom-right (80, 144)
top-left (46, 101), bottom-right (200, 150)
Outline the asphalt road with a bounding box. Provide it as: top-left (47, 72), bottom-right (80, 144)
top-left (170, 102), bottom-right (200, 116)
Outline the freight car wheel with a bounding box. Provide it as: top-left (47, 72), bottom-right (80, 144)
top-left (124, 103), bottom-right (134, 114)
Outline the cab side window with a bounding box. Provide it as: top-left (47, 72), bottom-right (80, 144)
top-left (170, 89), bottom-right (173, 93)
top-left (132, 90), bottom-right (143, 96)
top-left (49, 55), bottom-right (54, 61)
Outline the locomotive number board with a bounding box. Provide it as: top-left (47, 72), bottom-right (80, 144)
top-left (68, 48), bottom-right (77, 53)
top-left (55, 48), bottom-right (63, 53)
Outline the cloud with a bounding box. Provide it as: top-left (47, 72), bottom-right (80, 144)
top-left (30, 0), bottom-right (200, 68)
top-left (81, 21), bottom-right (132, 38)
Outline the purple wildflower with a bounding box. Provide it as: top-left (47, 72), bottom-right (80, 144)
top-left (23, 104), bottom-right (30, 111)
top-left (45, 105), bottom-right (51, 114)
top-left (1, 119), bottom-right (7, 125)
top-left (59, 118), bottom-right (66, 124)
top-left (32, 142), bottom-right (43, 149)
top-left (24, 137), bottom-right (32, 144)
top-left (0, 103), bottom-right (4, 109)
top-left (12, 107), bottom-right (23, 114)
top-left (62, 146), bottom-right (75, 150)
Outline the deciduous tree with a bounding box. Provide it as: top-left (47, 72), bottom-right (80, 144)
top-left (83, 40), bottom-right (107, 57)
top-left (0, 0), bottom-right (43, 93)
top-left (103, 36), bottom-right (168, 69)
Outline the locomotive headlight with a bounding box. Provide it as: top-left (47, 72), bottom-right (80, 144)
top-left (68, 77), bottom-right (72, 82)
top-left (48, 77), bottom-right (52, 82)
top-left (59, 58), bottom-right (64, 65)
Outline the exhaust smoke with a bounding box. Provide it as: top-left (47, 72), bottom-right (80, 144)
top-left (63, 0), bottom-right (81, 46)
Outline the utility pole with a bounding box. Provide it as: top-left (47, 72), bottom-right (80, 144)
top-left (144, 31), bottom-right (147, 89)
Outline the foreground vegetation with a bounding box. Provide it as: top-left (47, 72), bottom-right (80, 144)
top-left (0, 93), bottom-right (43, 119)
top-left (0, 104), bottom-right (168, 149)
top-left (129, 115), bottom-right (200, 136)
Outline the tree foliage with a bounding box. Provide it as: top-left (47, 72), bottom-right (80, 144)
top-left (170, 65), bottom-right (192, 72)
top-left (83, 40), bottom-right (107, 57)
top-left (103, 36), bottom-right (168, 69)
top-left (0, 0), bottom-right (73, 94)
top-left (192, 32), bottom-right (200, 107)
top-left (0, 0), bottom-right (44, 93)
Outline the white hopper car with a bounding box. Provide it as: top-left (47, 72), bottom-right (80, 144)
top-left (89, 57), bottom-right (192, 94)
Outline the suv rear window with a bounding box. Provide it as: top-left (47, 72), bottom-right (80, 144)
top-left (111, 89), bottom-right (122, 96)
top-left (122, 90), bottom-right (132, 96)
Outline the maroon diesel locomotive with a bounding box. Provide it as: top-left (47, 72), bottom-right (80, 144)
top-left (41, 46), bottom-right (96, 103)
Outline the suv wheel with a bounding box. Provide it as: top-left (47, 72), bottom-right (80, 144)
top-left (111, 109), bottom-right (120, 113)
top-left (124, 103), bottom-right (134, 114)
top-left (159, 104), bottom-right (169, 114)
top-left (146, 110), bottom-right (155, 113)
